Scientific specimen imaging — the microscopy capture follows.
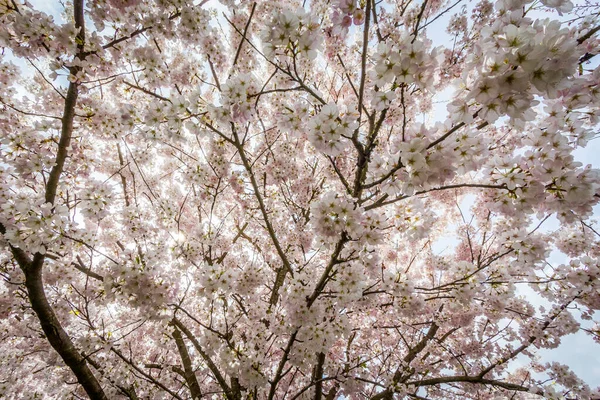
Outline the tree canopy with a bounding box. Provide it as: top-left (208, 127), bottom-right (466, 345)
top-left (1, 0), bottom-right (600, 398)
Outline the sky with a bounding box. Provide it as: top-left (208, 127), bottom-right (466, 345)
top-left (423, 0), bottom-right (600, 387)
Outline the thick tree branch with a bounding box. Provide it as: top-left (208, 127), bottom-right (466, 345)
top-left (306, 235), bottom-right (348, 308)
top-left (267, 330), bottom-right (299, 400)
top-left (409, 376), bottom-right (531, 392)
top-left (171, 318), bottom-right (234, 400)
top-left (172, 326), bottom-right (203, 399)
top-left (313, 352), bottom-right (326, 400)
top-left (577, 24), bottom-right (600, 44)
top-left (371, 376), bottom-right (530, 399)
top-left (2, 1), bottom-right (109, 399)
top-left (123, 80), bottom-right (172, 102)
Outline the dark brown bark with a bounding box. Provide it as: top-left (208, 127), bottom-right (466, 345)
top-left (0, 228), bottom-right (106, 400)
top-left (0, 1), bottom-right (107, 398)
top-left (313, 352), bottom-right (325, 400)
top-left (25, 263), bottom-right (107, 399)
top-left (171, 318), bottom-right (234, 400)
top-left (172, 326), bottom-right (203, 399)
top-left (370, 376), bottom-right (530, 400)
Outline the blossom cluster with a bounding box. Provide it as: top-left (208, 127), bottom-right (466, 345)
top-left (458, 8), bottom-right (581, 125)
top-left (209, 74), bottom-right (258, 124)
top-left (0, 197), bottom-right (69, 255)
top-left (307, 103), bottom-right (356, 156)
top-left (330, 0), bottom-right (365, 37)
top-left (1, 0), bottom-right (599, 398)
top-left (379, 124), bottom-right (489, 197)
top-left (104, 252), bottom-right (174, 319)
top-left (372, 37), bottom-right (442, 90)
top-left (311, 192), bottom-right (383, 244)
top-left (388, 198), bottom-right (436, 241)
top-left (261, 8), bottom-right (322, 60)
top-left (78, 182), bottom-right (114, 220)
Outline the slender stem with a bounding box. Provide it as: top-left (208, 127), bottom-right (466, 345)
top-left (357, 0), bottom-right (372, 126)
top-left (231, 126), bottom-right (293, 306)
top-left (231, 3), bottom-right (257, 70)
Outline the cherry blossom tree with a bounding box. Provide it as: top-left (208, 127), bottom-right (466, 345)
top-left (1, 0), bottom-right (600, 398)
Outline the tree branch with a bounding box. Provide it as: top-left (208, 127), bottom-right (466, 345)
top-left (231, 126), bottom-right (294, 306)
top-left (267, 331), bottom-right (298, 400)
top-left (172, 326), bottom-right (203, 399)
top-left (171, 318), bottom-right (234, 400)
top-left (356, 0), bottom-right (372, 124)
top-left (231, 3), bottom-right (256, 70)
top-left (3, 1), bottom-right (109, 398)
top-left (313, 352), bottom-right (326, 400)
